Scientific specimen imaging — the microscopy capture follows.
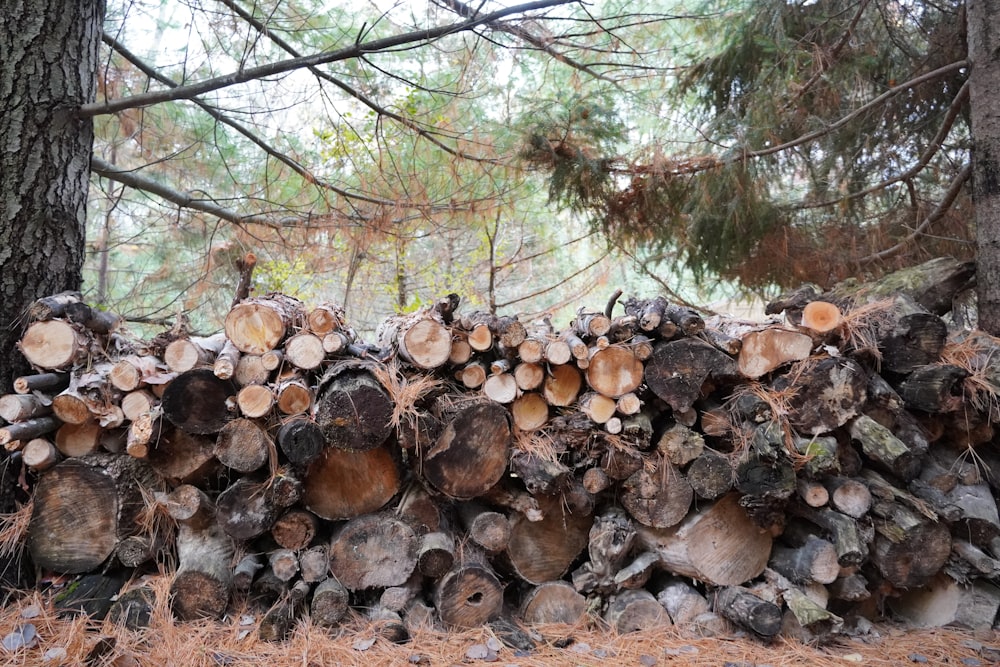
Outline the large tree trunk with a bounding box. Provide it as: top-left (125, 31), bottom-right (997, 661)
top-left (970, 0), bottom-right (1000, 333)
top-left (0, 0), bottom-right (102, 395)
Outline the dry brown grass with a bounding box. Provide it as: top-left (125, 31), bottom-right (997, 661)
top-left (1, 577), bottom-right (998, 667)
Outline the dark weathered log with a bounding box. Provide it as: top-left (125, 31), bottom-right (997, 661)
top-left (170, 522), bottom-right (234, 621)
top-left (827, 572), bottom-right (871, 601)
top-left (275, 416), bottom-right (325, 466)
top-left (422, 401), bottom-right (510, 500)
top-left (108, 585), bottom-right (156, 630)
top-left (146, 425), bottom-right (218, 486)
top-left (789, 505), bottom-right (870, 567)
top-left (867, 492), bottom-right (952, 589)
top-left (311, 576), bottom-right (350, 628)
top-left (651, 576), bottom-right (711, 626)
top-left (605, 589), bottom-right (670, 633)
top-left (686, 448), bottom-right (735, 500)
top-left (571, 506), bottom-right (635, 595)
top-left (879, 313), bottom-right (948, 374)
top-left (416, 531), bottom-right (456, 578)
top-left (259, 579), bottom-right (310, 641)
top-left (160, 368), bottom-right (236, 435)
top-left (458, 504), bottom-right (511, 554)
top-left (833, 256), bottom-right (975, 315)
top-left (328, 513), bottom-right (418, 590)
top-left (53, 572), bottom-right (126, 620)
top-left (657, 423), bottom-right (704, 466)
top-left (714, 586), bottom-right (782, 637)
top-left (898, 364), bottom-right (969, 413)
top-left (621, 455), bottom-right (693, 529)
top-left (314, 364), bottom-right (393, 452)
top-left (665, 304), bottom-right (704, 336)
top-left (224, 293), bottom-right (306, 355)
top-left (636, 493), bottom-right (772, 586)
top-left (434, 554), bottom-right (503, 628)
top-left (27, 454), bottom-right (162, 574)
top-left (233, 554), bottom-right (264, 592)
top-left (13, 371), bottom-right (69, 395)
top-left (849, 414), bottom-right (922, 479)
top-left (216, 472), bottom-right (301, 541)
top-left (163, 483), bottom-right (215, 530)
top-left (299, 545), bottom-right (329, 583)
top-left (215, 417), bottom-right (271, 473)
top-left (269, 548), bottom-right (299, 582)
top-left (645, 338), bottom-right (739, 413)
top-left (768, 535), bottom-right (840, 585)
top-left (303, 442), bottom-right (401, 520)
top-left (795, 434), bottom-right (842, 478)
top-left (774, 357), bottom-right (868, 436)
top-left (271, 509), bottom-right (319, 551)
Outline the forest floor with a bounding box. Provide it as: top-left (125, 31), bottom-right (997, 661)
top-left (1, 576), bottom-right (998, 667)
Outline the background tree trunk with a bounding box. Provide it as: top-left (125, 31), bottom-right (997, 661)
top-left (970, 0), bottom-right (1000, 333)
top-left (0, 0), bottom-right (102, 394)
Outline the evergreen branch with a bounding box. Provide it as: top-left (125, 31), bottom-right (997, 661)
top-left (795, 79), bottom-right (970, 210)
top-left (787, 0), bottom-right (873, 106)
top-left (216, 0), bottom-right (501, 166)
top-left (495, 250), bottom-right (609, 309)
top-left (858, 161), bottom-right (972, 264)
top-left (100, 32), bottom-right (402, 211)
top-left (91, 155), bottom-right (298, 229)
top-left (78, 0), bottom-right (576, 117)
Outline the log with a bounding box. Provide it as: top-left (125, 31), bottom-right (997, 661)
top-left (686, 448), bottom-right (735, 500)
top-left (160, 368), bottom-right (236, 435)
top-left (848, 414), bottom-right (922, 480)
top-left (520, 581), bottom-right (587, 625)
top-left (224, 294), bottom-right (305, 355)
top-left (376, 312), bottom-right (452, 370)
top-left (18, 319), bottom-right (90, 370)
top-left (578, 391), bottom-right (617, 424)
top-left (236, 384), bottom-right (274, 419)
top-left (621, 456), bottom-right (693, 529)
top-left (635, 493), bottom-right (772, 586)
top-left (120, 389), bottom-right (156, 422)
top-left (504, 493), bottom-right (591, 585)
top-left (652, 577), bottom-right (711, 626)
top-left (458, 505), bottom-right (511, 554)
top-left (163, 483), bottom-right (215, 529)
top-left (275, 416), bottom-right (325, 467)
top-left (212, 339), bottom-right (240, 380)
top-left (898, 364), bottom-right (969, 413)
top-left (737, 328), bottom-right (813, 379)
top-left (796, 479), bottom-right (829, 508)
top-left (311, 577), bottom-right (350, 628)
top-left (22, 437), bottom-right (61, 471)
top-left (303, 442), bottom-right (401, 520)
top-left (213, 417), bottom-right (269, 473)
top-left (55, 419), bottom-right (102, 457)
top-left (13, 372), bottom-right (69, 395)
top-left (233, 554), bottom-right (264, 592)
top-left (459, 361), bottom-right (487, 389)
top-left (283, 332), bottom-right (325, 370)
top-left (768, 535), bottom-right (840, 585)
top-left (146, 425), bottom-right (217, 486)
top-left (416, 531), bottom-right (456, 578)
top-left (571, 506), bottom-right (635, 594)
top-left (542, 363), bottom-right (582, 407)
top-left (605, 589), bottom-right (670, 633)
top-left (799, 300), bottom-right (842, 333)
top-left (890, 572), bottom-right (1000, 630)
top-left (234, 354), bottom-right (270, 386)
top-left (271, 510), bottom-right (319, 551)
top-left (713, 586), bottom-right (782, 637)
top-left (216, 474), bottom-right (299, 541)
top-left (422, 401), bottom-right (510, 500)
top-left (778, 357), bottom-right (868, 435)
top-left (645, 338), bottom-right (739, 413)
top-left (824, 477), bottom-right (873, 519)
top-left (868, 493), bottom-right (952, 588)
top-left (28, 290), bottom-right (83, 320)
top-left (434, 555), bottom-right (503, 628)
top-left (0, 415), bottom-right (61, 446)
top-left (657, 424), bottom-right (704, 467)
top-left (299, 545), bottom-right (329, 583)
top-left (328, 513), bottom-right (418, 590)
top-left (27, 454), bottom-right (163, 573)
top-left (269, 549), bottom-right (299, 581)
top-left (511, 392), bottom-right (548, 430)
top-left (259, 579), bottom-right (309, 642)
top-left (586, 345), bottom-right (643, 398)
top-left (274, 376), bottom-right (312, 416)
top-left (314, 364), bottom-right (393, 452)
top-left (306, 303), bottom-right (346, 335)
top-left (483, 372), bottom-right (517, 404)
top-left (623, 296), bottom-right (668, 332)
top-left (163, 334), bottom-right (226, 373)
top-left (0, 393), bottom-right (52, 422)
top-left (665, 304), bottom-right (705, 335)
top-left (513, 362), bottom-right (544, 391)
top-left (789, 505), bottom-right (871, 566)
top-left (880, 313), bottom-right (947, 374)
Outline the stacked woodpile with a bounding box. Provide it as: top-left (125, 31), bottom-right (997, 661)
top-left (4, 256), bottom-right (999, 642)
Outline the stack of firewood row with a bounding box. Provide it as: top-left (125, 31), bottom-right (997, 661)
top-left (3, 256), bottom-right (1000, 642)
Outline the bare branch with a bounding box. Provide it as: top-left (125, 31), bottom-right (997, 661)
top-left (78, 0), bottom-right (577, 117)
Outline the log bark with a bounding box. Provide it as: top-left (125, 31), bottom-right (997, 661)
top-left (216, 473), bottom-right (300, 541)
top-left (571, 506), bottom-right (635, 594)
top-left (713, 586), bottom-right (782, 637)
top-left (0, 393), bottom-right (51, 423)
top-left (0, 415), bottom-right (61, 446)
top-left (605, 589), bottom-right (670, 633)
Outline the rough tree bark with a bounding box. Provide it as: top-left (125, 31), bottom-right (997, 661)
top-left (0, 0), bottom-right (103, 394)
top-left (970, 0), bottom-right (1000, 333)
